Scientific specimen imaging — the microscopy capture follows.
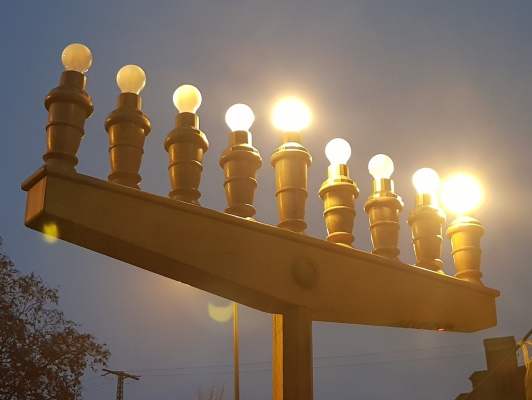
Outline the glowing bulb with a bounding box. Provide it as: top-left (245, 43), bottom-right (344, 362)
top-left (61, 43), bottom-right (92, 73)
top-left (225, 104), bottom-right (255, 131)
top-left (412, 168), bottom-right (440, 195)
top-left (116, 65), bottom-right (146, 94)
top-left (325, 138), bottom-right (351, 165)
top-left (272, 97), bottom-right (311, 132)
top-left (368, 154), bottom-right (394, 180)
top-left (173, 84), bottom-right (202, 113)
top-left (441, 173), bottom-right (483, 215)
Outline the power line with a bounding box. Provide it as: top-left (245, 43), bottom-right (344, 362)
top-left (314, 352), bottom-right (483, 370)
top-left (127, 351), bottom-right (483, 378)
top-left (83, 379), bottom-right (116, 392)
top-left (102, 369), bottom-right (140, 400)
top-left (126, 341), bottom-right (482, 374)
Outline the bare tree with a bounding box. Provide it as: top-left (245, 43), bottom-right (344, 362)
top-left (197, 384), bottom-right (225, 400)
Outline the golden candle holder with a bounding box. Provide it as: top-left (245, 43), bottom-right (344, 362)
top-left (220, 130), bottom-right (262, 218)
top-left (165, 112), bottom-right (208, 204)
top-left (407, 194), bottom-right (445, 273)
top-left (364, 178), bottom-right (403, 260)
top-left (43, 70), bottom-right (94, 171)
top-left (105, 92), bottom-right (151, 189)
top-left (270, 131), bottom-right (312, 234)
top-left (446, 216), bottom-right (484, 285)
top-left (319, 164), bottom-right (359, 247)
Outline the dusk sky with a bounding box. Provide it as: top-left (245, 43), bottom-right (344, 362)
top-left (2, 1), bottom-right (532, 399)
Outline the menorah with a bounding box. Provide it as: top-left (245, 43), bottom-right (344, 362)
top-left (22, 43), bottom-right (498, 400)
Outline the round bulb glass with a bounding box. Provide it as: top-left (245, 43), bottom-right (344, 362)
top-left (412, 168), bottom-right (440, 195)
top-left (272, 97), bottom-right (311, 132)
top-left (325, 138), bottom-right (351, 165)
top-left (61, 43), bottom-right (92, 73)
top-left (225, 104), bottom-right (255, 131)
top-left (116, 65), bottom-right (146, 94)
top-left (173, 84), bottom-right (202, 113)
top-left (441, 173), bottom-right (483, 215)
top-left (368, 154), bottom-right (394, 180)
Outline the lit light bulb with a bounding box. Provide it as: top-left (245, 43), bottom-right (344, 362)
top-left (368, 154), bottom-right (394, 180)
top-left (272, 97), bottom-right (311, 132)
top-left (173, 84), bottom-right (202, 113)
top-left (441, 173), bottom-right (483, 215)
top-left (116, 65), bottom-right (146, 94)
top-left (325, 138), bottom-right (351, 165)
top-left (61, 43), bottom-right (93, 73)
top-left (225, 104), bottom-right (255, 131)
top-left (412, 168), bottom-right (440, 195)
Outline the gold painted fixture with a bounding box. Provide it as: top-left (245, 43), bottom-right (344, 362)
top-left (319, 138), bottom-right (359, 248)
top-left (164, 85), bottom-right (209, 205)
top-left (364, 154), bottom-right (404, 260)
top-left (105, 65), bottom-right (151, 189)
top-left (407, 168), bottom-right (445, 273)
top-left (220, 104), bottom-right (262, 219)
top-left (22, 43), bottom-right (498, 400)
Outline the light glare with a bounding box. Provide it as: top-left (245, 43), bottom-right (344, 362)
top-left (207, 302), bottom-right (234, 323)
top-left (42, 223), bottom-right (59, 244)
top-left (441, 173), bottom-right (483, 215)
top-left (272, 97), bottom-right (311, 132)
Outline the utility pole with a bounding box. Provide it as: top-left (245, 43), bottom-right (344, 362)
top-left (102, 369), bottom-right (140, 400)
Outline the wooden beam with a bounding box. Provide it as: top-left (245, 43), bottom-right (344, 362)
top-left (22, 166), bottom-right (499, 333)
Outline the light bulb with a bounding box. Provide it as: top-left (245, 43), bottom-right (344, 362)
top-left (325, 138), bottom-right (351, 165)
top-left (272, 97), bottom-right (311, 132)
top-left (61, 43), bottom-right (92, 73)
top-left (368, 154), bottom-right (394, 180)
top-left (412, 168), bottom-right (440, 195)
top-left (116, 65), bottom-right (146, 94)
top-left (225, 104), bottom-right (255, 131)
top-left (173, 84), bottom-right (202, 113)
top-left (441, 173), bottom-right (483, 215)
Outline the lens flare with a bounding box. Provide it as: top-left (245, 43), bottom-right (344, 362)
top-left (441, 173), bottom-right (483, 215)
top-left (272, 97), bottom-right (311, 132)
top-left (42, 223), bottom-right (59, 244)
top-left (207, 301), bottom-right (234, 323)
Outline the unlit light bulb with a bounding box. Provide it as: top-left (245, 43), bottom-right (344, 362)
top-left (173, 84), bottom-right (202, 113)
top-left (272, 97), bottom-right (311, 132)
top-left (368, 154), bottom-right (394, 180)
top-left (441, 173), bottom-right (483, 215)
top-left (116, 65), bottom-right (146, 94)
top-left (61, 43), bottom-right (92, 74)
top-left (225, 104), bottom-right (255, 131)
top-left (325, 138), bottom-right (351, 165)
top-left (412, 168), bottom-right (440, 195)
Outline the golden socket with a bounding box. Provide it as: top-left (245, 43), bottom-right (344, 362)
top-left (319, 165), bottom-right (359, 247)
top-left (165, 112), bottom-right (209, 205)
top-left (364, 179), bottom-right (404, 260)
top-left (105, 92), bottom-right (151, 189)
top-left (446, 216), bottom-right (484, 285)
top-left (270, 137), bottom-right (312, 234)
top-left (43, 71), bottom-right (94, 171)
top-left (407, 199), bottom-right (445, 272)
top-left (219, 130), bottom-right (262, 218)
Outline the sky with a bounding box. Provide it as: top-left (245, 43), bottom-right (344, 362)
top-left (1, 1), bottom-right (532, 399)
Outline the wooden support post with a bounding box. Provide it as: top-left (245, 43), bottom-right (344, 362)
top-left (273, 314), bottom-right (283, 400)
top-left (272, 308), bottom-right (313, 400)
